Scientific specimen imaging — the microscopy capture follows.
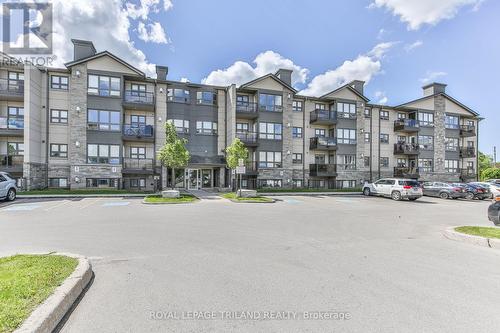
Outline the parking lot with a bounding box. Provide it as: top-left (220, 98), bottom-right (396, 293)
top-left (0, 195), bottom-right (499, 332)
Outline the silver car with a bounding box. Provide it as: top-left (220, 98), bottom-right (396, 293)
top-left (0, 172), bottom-right (17, 201)
top-left (363, 178), bottom-right (423, 201)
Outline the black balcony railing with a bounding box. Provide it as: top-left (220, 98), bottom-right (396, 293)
top-left (236, 102), bottom-right (258, 115)
top-left (309, 163), bottom-right (337, 177)
top-left (0, 78), bottom-right (24, 95)
top-left (459, 125), bottom-right (476, 137)
top-left (236, 131), bottom-right (258, 145)
top-left (460, 146), bottom-right (476, 158)
top-left (337, 112), bottom-right (357, 119)
top-left (460, 168), bottom-right (476, 180)
top-left (310, 110), bottom-right (337, 124)
top-left (259, 104), bottom-right (283, 112)
top-left (123, 90), bottom-right (154, 104)
top-left (394, 143), bottom-right (420, 155)
top-left (123, 158), bottom-right (154, 170)
top-left (309, 136), bottom-right (337, 150)
top-left (394, 119), bottom-right (420, 132)
top-left (394, 167), bottom-right (420, 178)
top-left (122, 124), bottom-right (154, 138)
top-left (244, 161), bottom-right (259, 175)
top-left (0, 116), bottom-right (24, 130)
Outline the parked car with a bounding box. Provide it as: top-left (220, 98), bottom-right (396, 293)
top-left (0, 172), bottom-right (17, 201)
top-left (363, 178), bottom-right (422, 201)
top-left (488, 196), bottom-right (500, 226)
top-left (469, 182), bottom-right (500, 199)
top-left (451, 183), bottom-right (490, 200)
top-left (422, 182), bottom-right (465, 199)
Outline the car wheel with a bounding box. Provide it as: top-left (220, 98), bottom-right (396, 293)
top-left (439, 192), bottom-right (449, 199)
top-left (479, 197), bottom-right (486, 200)
top-left (465, 192), bottom-right (474, 200)
top-left (391, 191), bottom-right (401, 201)
top-left (6, 188), bottom-right (16, 201)
top-left (363, 188), bottom-right (371, 196)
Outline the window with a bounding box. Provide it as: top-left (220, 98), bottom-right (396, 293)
top-left (87, 144), bottom-right (120, 164)
top-left (130, 115), bottom-right (146, 126)
top-left (364, 108), bottom-right (371, 118)
top-left (396, 158), bottom-right (407, 167)
top-left (86, 178), bottom-right (119, 188)
top-left (259, 93), bottom-right (282, 112)
top-left (336, 180), bottom-right (357, 189)
top-left (445, 159), bottom-right (459, 173)
top-left (130, 147), bottom-right (146, 159)
top-left (258, 179), bottom-right (282, 188)
top-left (364, 157), bottom-right (370, 167)
top-left (87, 109), bottom-right (120, 131)
top-left (236, 95), bottom-right (249, 103)
top-left (292, 179), bottom-right (303, 188)
top-left (292, 100), bottom-right (303, 112)
top-left (379, 110), bottom-right (389, 120)
top-left (380, 134), bottom-right (389, 144)
top-left (49, 178), bottom-right (68, 188)
top-left (259, 122), bottom-right (282, 140)
top-left (292, 153), bottom-right (302, 164)
top-left (364, 132), bottom-right (371, 143)
top-left (380, 157), bottom-right (389, 168)
top-left (8, 142), bottom-right (24, 155)
top-left (418, 112), bottom-right (434, 126)
top-left (315, 103), bottom-right (326, 110)
top-left (8, 71), bottom-right (24, 90)
top-left (167, 88), bottom-right (190, 103)
top-left (445, 115), bottom-right (459, 129)
top-left (337, 154), bottom-right (356, 170)
top-left (7, 106), bottom-right (24, 129)
top-left (50, 144), bottom-right (68, 158)
top-left (196, 121), bottom-right (217, 135)
top-left (418, 158), bottom-right (433, 172)
top-left (418, 135), bottom-right (434, 150)
top-left (88, 74), bottom-right (120, 96)
top-left (51, 75), bottom-right (68, 90)
top-left (337, 129), bottom-right (356, 144)
top-left (196, 91), bottom-right (217, 105)
top-left (397, 135), bottom-right (406, 143)
top-left (314, 154), bottom-right (326, 164)
top-left (236, 123), bottom-right (249, 132)
top-left (445, 137), bottom-right (459, 151)
top-left (292, 127), bottom-right (302, 138)
top-left (51, 109), bottom-right (68, 124)
top-left (169, 119), bottom-right (189, 133)
top-left (397, 113), bottom-right (406, 119)
top-left (259, 151), bottom-right (282, 168)
top-left (466, 161), bottom-right (474, 170)
top-left (315, 129), bottom-right (326, 137)
top-left (130, 84), bottom-right (146, 95)
top-left (130, 178), bottom-right (146, 188)
top-left (336, 102), bottom-right (356, 118)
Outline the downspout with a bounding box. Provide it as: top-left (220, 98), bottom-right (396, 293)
top-left (44, 69), bottom-right (50, 188)
top-left (378, 107), bottom-right (381, 180)
top-left (369, 107), bottom-right (373, 182)
top-left (303, 97), bottom-right (306, 187)
top-left (476, 118), bottom-right (481, 181)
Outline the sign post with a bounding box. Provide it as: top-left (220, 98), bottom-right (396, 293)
top-left (236, 159), bottom-right (245, 195)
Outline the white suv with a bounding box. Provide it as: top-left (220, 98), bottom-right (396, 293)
top-left (363, 178), bottom-right (422, 201)
top-left (0, 172), bottom-right (17, 201)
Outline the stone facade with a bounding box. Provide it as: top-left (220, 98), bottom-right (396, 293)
top-left (23, 162), bottom-right (48, 190)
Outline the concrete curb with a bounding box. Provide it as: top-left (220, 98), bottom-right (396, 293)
top-left (226, 198), bottom-right (276, 204)
top-left (14, 253), bottom-right (93, 333)
top-left (257, 192), bottom-right (362, 197)
top-left (141, 199), bottom-right (199, 205)
top-left (443, 227), bottom-right (500, 250)
top-left (18, 193), bottom-right (149, 199)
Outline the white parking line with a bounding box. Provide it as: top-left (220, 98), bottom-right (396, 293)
top-left (79, 198), bottom-right (102, 210)
top-left (44, 200), bottom-right (71, 211)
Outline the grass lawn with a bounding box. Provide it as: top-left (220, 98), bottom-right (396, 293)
top-left (20, 189), bottom-right (151, 195)
top-left (0, 254), bottom-right (78, 333)
top-left (455, 226), bottom-right (500, 239)
top-left (257, 188), bottom-right (362, 193)
top-left (143, 194), bottom-right (197, 204)
top-left (222, 192), bottom-right (274, 202)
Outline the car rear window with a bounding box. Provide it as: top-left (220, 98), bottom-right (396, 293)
top-left (399, 180), bottom-right (419, 186)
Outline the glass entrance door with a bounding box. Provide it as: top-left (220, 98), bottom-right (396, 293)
top-left (187, 169), bottom-right (200, 190)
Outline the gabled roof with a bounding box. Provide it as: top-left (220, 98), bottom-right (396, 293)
top-left (319, 82), bottom-right (370, 102)
top-left (239, 73), bottom-right (297, 93)
top-left (396, 93), bottom-right (479, 116)
top-left (64, 51), bottom-right (145, 77)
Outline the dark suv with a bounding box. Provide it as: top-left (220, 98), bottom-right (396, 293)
top-left (422, 182), bottom-right (465, 199)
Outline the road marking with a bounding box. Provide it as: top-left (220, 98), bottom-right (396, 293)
top-left (2, 204), bottom-right (41, 211)
top-left (284, 199), bottom-right (302, 205)
top-left (44, 200), bottom-right (71, 211)
top-left (102, 201), bottom-right (130, 207)
top-left (79, 198), bottom-right (101, 210)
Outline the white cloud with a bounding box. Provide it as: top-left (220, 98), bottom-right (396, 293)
top-left (374, 91), bottom-right (388, 104)
top-left (202, 51), bottom-right (309, 87)
top-left (419, 71), bottom-right (448, 84)
top-left (370, 0), bottom-right (484, 30)
top-left (125, 0), bottom-right (161, 20)
top-left (180, 77), bottom-right (189, 83)
top-left (405, 40), bottom-right (423, 52)
top-left (299, 42), bottom-right (395, 97)
top-left (137, 21), bottom-right (169, 44)
top-left (163, 0), bottom-right (173, 11)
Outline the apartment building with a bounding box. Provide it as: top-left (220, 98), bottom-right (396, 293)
top-left (0, 39), bottom-right (480, 191)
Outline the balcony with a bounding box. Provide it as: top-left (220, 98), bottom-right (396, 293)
top-left (460, 168), bottom-right (476, 181)
top-left (235, 132), bottom-right (258, 147)
top-left (122, 158), bottom-right (154, 174)
top-left (236, 102), bottom-right (258, 119)
top-left (0, 79), bottom-right (24, 101)
top-left (244, 161), bottom-right (259, 176)
top-left (394, 143), bottom-right (419, 155)
top-left (309, 163), bottom-right (337, 177)
top-left (337, 112), bottom-right (357, 120)
top-left (122, 90), bottom-right (154, 111)
top-left (309, 137), bottom-right (337, 150)
top-left (309, 110), bottom-right (337, 125)
top-left (0, 155), bottom-right (24, 173)
top-left (122, 125), bottom-right (154, 142)
top-left (459, 146), bottom-right (476, 158)
top-left (259, 104), bottom-right (283, 113)
top-left (394, 167), bottom-right (420, 179)
top-left (459, 125), bottom-right (476, 137)
top-left (394, 119), bottom-right (420, 132)
top-left (0, 116), bottom-right (24, 136)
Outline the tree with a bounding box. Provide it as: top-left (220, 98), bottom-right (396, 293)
top-left (481, 167), bottom-right (500, 181)
top-left (225, 138), bottom-right (249, 192)
top-left (157, 122), bottom-right (190, 189)
top-left (478, 151), bottom-right (493, 176)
